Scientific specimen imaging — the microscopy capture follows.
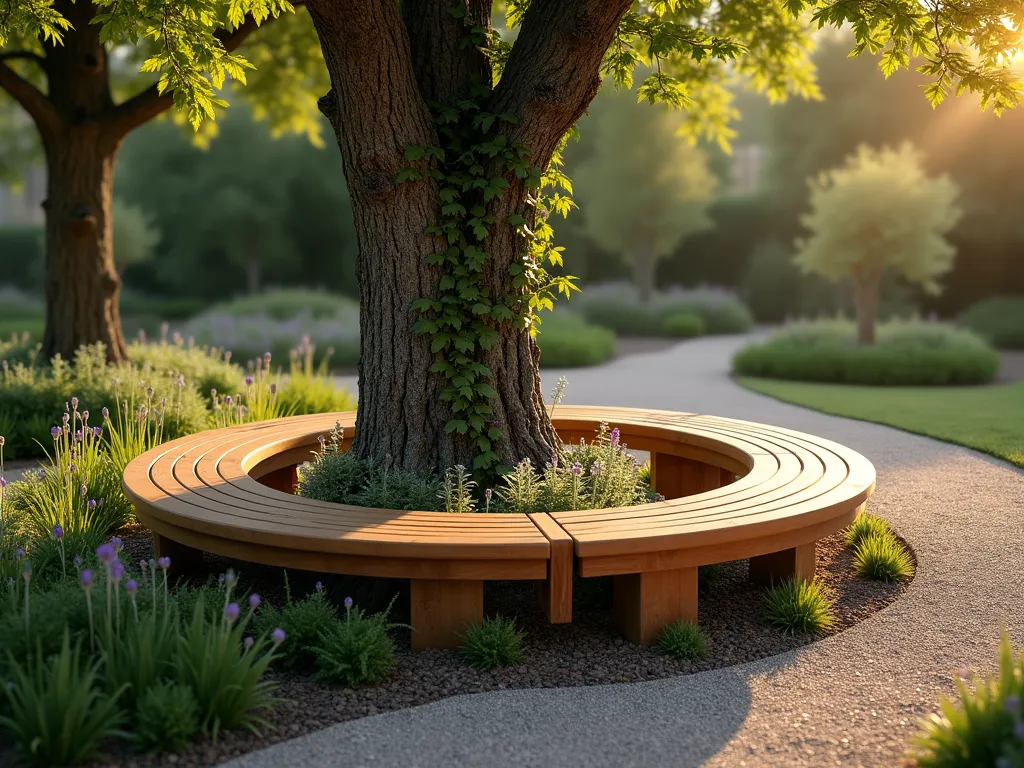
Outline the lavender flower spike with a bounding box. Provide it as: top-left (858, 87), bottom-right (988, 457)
top-left (272, 628), bottom-right (286, 645)
top-left (224, 603), bottom-right (241, 623)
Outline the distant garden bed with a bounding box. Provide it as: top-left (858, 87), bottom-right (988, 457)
top-left (732, 320), bottom-right (999, 386)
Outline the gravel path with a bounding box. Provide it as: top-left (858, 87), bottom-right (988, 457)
top-left (226, 333), bottom-right (1024, 768)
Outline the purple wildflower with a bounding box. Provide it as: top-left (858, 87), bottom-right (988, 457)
top-left (224, 603), bottom-right (240, 623)
top-left (610, 427), bottom-right (621, 447)
top-left (0, 477), bottom-right (6, 489)
top-left (245, 375), bottom-right (254, 387)
top-left (224, 351), bottom-right (232, 362)
top-left (157, 557), bottom-right (171, 571)
top-left (224, 570), bottom-right (236, 586)
top-left (101, 407), bottom-right (109, 420)
top-left (52, 525), bottom-right (63, 540)
top-left (70, 396), bottom-right (78, 410)
top-left (264, 352), bottom-right (272, 364)
top-left (244, 637), bottom-right (255, 650)
top-left (73, 555), bottom-right (82, 569)
top-left (96, 543), bottom-right (117, 564)
top-left (82, 410), bottom-right (89, 421)
top-left (0, 435), bottom-right (4, 447)
top-left (1015, 721), bottom-right (1024, 740)
top-left (80, 483), bottom-right (88, 498)
top-left (250, 593), bottom-right (261, 608)
top-left (88, 499), bottom-right (97, 509)
top-left (50, 426), bottom-right (61, 438)
top-left (1006, 695), bottom-right (1021, 713)
top-left (110, 536), bottom-right (123, 550)
top-left (272, 628), bottom-right (286, 645)
top-left (69, 464), bottom-right (76, 474)
top-left (93, 426), bottom-right (103, 437)
top-left (225, 395), bottom-right (234, 406)
top-left (110, 561), bottom-right (125, 583)
top-left (125, 579), bottom-right (138, 595)
top-left (591, 461), bottom-right (603, 477)
top-left (570, 462), bottom-right (583, 476)
top-left (269, 383), bottom-right (277, 396)
top-left (14, 547), bottom-right (24, 561)
top-left (315, 582), bottom-right (324, 593)
top-left (344, 596), bottom-right (353, 609)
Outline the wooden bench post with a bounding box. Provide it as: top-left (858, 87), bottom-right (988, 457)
top-left (749, 542), bottom-right (817, 586)
top-left (613, 567), bottom-right (698, 645)
top-left (153, 532), bottom-right (204, 578)
top-left (529, 513), bottom-right (573, 624)
top-left (409, 579), bottom-right (483, 650)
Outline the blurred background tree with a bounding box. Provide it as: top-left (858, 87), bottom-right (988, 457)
top-left (574, 88), bottom-right (718, 301)
top-left (111, 200), bottom-right (160, 278)
top-left (794, 144), bottom-right (961, 345)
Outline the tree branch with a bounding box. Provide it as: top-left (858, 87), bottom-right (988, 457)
top-left (0, 50), bottom-right (46, 66)
top-left (490, 0), bottom-right (633, 167)
top-left (0, 55), bottom-right (60, 139)
top-left (106, 3), bottom-right (306, 139)
top-left (401, 0), bottom-right (491, 104)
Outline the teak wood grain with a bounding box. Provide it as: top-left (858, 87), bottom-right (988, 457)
top-left (122, 407), bottom-right (875, 649)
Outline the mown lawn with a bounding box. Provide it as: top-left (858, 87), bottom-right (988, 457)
top-left (737, 377), bottom-right (1024, 468)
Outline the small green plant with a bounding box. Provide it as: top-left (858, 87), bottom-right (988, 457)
top-left (440, 465), bottom-right (477, 513)
top-left (661, 312), bottom-right (705, 339)
top-left (0, 631), bottom-right (127, 767)
top-left (763, 578), bottom-right (836, 636)
top-left (657, 619), bottom-right (709, 661)
top-left (459, 616), bottom-right (525, 669)
top-left (912, 632), bottom-right (1024, 767)
top-left (854, 533), bottom-right (915, 582)
top-left (254, 575), bottom-right (338, 670)
top-left (135, 681), bottom-right (201, 754)
top-left (844, 512), bottom-right (891, 549)
top-left (174, 573), bottom-right (283, 739)
top-left (313, 596), bottom-right (406, 687)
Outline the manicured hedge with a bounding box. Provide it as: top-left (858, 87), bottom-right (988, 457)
top-left (572, 283), bottom-right (753, 337)
top-left (732, 320), bottom-right (999, 386)
top-left (537, 312), bottom-right (616, 368)
top-left (960, 296), bottom-right (1024, 350)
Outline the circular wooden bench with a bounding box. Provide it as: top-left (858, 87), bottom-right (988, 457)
top-left (122, 406), bottom-right (875, 649)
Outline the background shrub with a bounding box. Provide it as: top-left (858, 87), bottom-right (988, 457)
top-left (537, 312), bottom-right (616, 368)
top-left (459, 616), bottom-right (525, 669)
top-left (661, 312), bottom-right (705, 338)
top-left (658, 619), bottom-right (709, 660)
top-left (732, 319), bottom-right (999, 385)
top-left (960, 296), bottom-right (1024, 350)
top-left (573, 283), bottom-right (753, 337)
top-left (763, 578), bottom-right (836, 635)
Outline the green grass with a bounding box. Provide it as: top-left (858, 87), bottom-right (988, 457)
top-left (738, 377), bottom-right (1024, 468)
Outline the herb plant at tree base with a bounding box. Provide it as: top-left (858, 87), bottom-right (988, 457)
top-left (135, 681), bottom-right (200, 755)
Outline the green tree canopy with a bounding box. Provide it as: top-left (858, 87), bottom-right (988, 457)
top-left (795, 143), bottom-right (961, 344)
top-left (574, 88), bottom-right (718, 299)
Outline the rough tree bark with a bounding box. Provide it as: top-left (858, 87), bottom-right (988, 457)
top-left (306, 0), bottom-right (633, 474)
top-left (0, 1), bottom-right (280, 363)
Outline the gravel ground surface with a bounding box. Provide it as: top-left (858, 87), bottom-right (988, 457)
top-left (223, 333), bottom-right (1024, 768)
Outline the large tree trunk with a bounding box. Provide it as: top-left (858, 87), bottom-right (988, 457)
top-left (632, 246), bottom-right (657, 303)
top-left (42, 130), bottom-right (127, 362)
top-left (306, 0), bottom-right (632, 475)
top-left (852, 268), bottom-right (882, 346)
top-left (37, 1), bottom-right (127, 363)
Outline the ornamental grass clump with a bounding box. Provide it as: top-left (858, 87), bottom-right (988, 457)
top-left (763, 578), bottom-right (836, 636)
top-left (255, 574), bottom-right (338, 670)
top-left (844, 512), bottom-right (891, 549)
top-left (135, 681), bottom-right (200, 754)
top-left (913, 632), bottom-right (1024, 768)
top-left (459, 616), bottom-right (525, 669)
top-left (854, 533), bottom-right (915, 582)
top-left (658, 619), bottom-right (709, 661)
top-left (0, 630), bottom-right (127, 768)
top-left (313, 596), bottom-right (407, 687)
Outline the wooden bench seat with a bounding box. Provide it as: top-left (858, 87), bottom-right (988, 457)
top-left (123, 406), bottom-right (874, 650)
top-left (550, 407), bottom-right (875, 644)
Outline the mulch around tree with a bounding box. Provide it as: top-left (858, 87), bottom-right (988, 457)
top-left (74, 526), bottom-right (912, 768)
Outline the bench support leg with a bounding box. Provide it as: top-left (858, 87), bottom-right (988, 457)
top-left (613, 567), bottom-right (698, 645)
top-left (258, 465), bottom-right (298, 494)
top-left (749, 541), bottom-right (817, 586)
top-left (153, 532), bottom-right (204, 579)
top-left (409, 579), bottom-right (483, 651)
